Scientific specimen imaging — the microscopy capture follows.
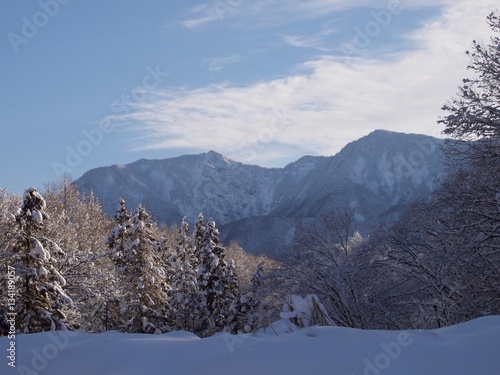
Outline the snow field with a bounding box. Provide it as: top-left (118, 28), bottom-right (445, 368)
top-left (1, 316), bottom-right (499, 375)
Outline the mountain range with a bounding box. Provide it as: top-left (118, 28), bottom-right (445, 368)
top-left (75, 130), bottom-right (446, 255)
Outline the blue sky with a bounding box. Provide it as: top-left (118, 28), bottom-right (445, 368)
top-left (0, 0), bottom-right (497, 194)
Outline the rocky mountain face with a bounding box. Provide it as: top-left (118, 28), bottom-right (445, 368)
top-left (75, 130), bottom-right (445, 256)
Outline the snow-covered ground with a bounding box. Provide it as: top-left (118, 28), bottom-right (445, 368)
top-left (2, 316), bottom-right (499, 375)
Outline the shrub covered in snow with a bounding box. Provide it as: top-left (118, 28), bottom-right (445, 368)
top-left (280, 294), bottom-right (334, 329)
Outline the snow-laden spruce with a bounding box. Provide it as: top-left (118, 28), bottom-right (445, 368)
top-left (194, 213), bottom-right (239, 336)
top-left (1, 188), bottom-right (73, 333)
top-left (108, 199), bottom-right (169, 334)
top-left (168, 217), bottom-right (200, 331)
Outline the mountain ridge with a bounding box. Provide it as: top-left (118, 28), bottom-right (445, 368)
top-left (75, 130), bottom-right (446, 255)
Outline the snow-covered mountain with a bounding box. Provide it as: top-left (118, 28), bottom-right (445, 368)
top-left (75, 130), bottom-right (445, 255)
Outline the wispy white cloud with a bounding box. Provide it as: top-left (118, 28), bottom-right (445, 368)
top-left (114, 0), bottom-right (497, 166)
top-left (201, 55), bottom-right (241, 71)
top-left (180, 0), bottom-right (371, 30)
top-left (281, 28), bottom-right (337, 52)
top-left (180, 4), bottom-right (220, 29)
top-left (180, 0), bottom-right (453, 30)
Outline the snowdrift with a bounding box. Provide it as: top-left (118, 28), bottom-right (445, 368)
top-left (2, 316), bottom-right (499, 375)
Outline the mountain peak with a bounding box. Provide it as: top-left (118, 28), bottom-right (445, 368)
top-left (204, 150), bottom-right (235, 165)
top-left (370, 129), bottom-right (393, 135)
top-left (364, 129), bottom-right (405, 140)
top-left (206, 150), bottom-right (223, 157)
top-left (365, 129), bottom-right (439, 140)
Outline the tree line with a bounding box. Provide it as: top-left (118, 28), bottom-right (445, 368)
top-left (0, 181), bottom-right (278, 337)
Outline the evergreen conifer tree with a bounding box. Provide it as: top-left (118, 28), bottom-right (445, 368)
top-left (169, 217), bottom-right (199, 331)
top-left (228, 262), bottom-right (264, 333)
top-left (5, 188), bottom-right (73, 333)
top-left (195, 214), bottom-right (238, 334)
top-left (109, 200), bottom-right (169, 334)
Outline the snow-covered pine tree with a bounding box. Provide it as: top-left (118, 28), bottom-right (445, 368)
top-left (3, 188), bottom-right (73, 333)
top-left (245, 262), bottom-right (266, 331)
top-left (248, 261), bottom-right (277, 330)
top-left (226, 292), bottom-right (252, 334)
top-left (109, 201), bottom-right (169, 334)
top-left (108, 198), bottom-right (130, 256)
top-left (168, 217), bottom-right (199, 331)
top-left (227, 262), bottom-right (268, 333)
top-left (217, 258), bottom-right (239, 329)
top-left (194, 212), bottom-right (206, 264)
top-left (195, 214), bottom-right (237, 335)
top-left (193, 213), bottom-right (210, 334)
top-left (105, 197), bottom-right (132, 330)
top-left (206, 218), bottom-right (233, 329)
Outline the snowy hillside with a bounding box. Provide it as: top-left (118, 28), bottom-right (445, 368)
top-left (2, 316), bottom-right (499, 375)
top-left (75, 130), bottom-right (445, 254)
